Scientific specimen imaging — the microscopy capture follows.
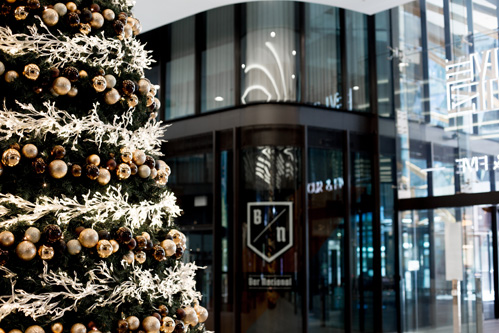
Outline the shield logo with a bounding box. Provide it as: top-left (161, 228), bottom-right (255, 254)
top-left (247, 202), bottom-right (293, 263)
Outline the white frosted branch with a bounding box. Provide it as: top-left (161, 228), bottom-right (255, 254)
top-left (0, 101), bottom-right (168, 155)
top-left (0, 21), bottom-right (152, 75)
top-left (0, 185), bottom-right (181, 230)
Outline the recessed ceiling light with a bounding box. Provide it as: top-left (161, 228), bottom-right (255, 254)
top-left (353, 86), bottom-right (360, 91)
top-left (292, 50), bottom-right (296, 56)
top-left (241, 64), bottom-right (246, 69)
top-left (291, 74), bottom-right (295, 79)
top-left (270, 31), bottom-right (276, 38)
top-left (215, 96), bottom-right (224, 102)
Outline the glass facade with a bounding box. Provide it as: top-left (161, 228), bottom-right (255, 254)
top-left (141, 0), bottom-right (499, 332)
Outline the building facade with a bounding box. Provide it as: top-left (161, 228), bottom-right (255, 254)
top-left (139, 1), bottom-right (499, 331)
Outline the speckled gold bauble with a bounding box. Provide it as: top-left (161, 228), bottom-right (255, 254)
top-left (161, 317), bottom-right (175, 333)
top-left (25, 325), bottom-right (44, 333)
top-left (142, 316), bottom-right (160, 332)
top-left (66, 2), bottom-right (77, 12)
top-left (0, 62), bottom-right (5, 76)
top-left (5, 71), bottom-right (19, 83)
top-left (86, 164), bottom-right (99, 180)
top-left (33, 157), bottom-right (46, 174)
top-left (110, 239), bottom-right (119, 253)
top-left (23, 64), bottom-right (40, 80)
top-left (116, 163), bottom-right (131, 180)
top-left (97, 168), bottom-right (111, 185)
top-left (14, 6), bottom-right (28, 20)
top-left (38, 244), bottom-right (55, 260)
top-left (42, 8), bottom-right (59, 26)
top-left (123, 251), bottom-right (134, 264)
top-left (103, 8), bottom-right (115, 20)
top-left (16, 241), bottom-right (36, 261)
top-left (132, 150), bottom-right (146, 166)
top-left (138, 79), bottom-right (150, 95)
top-left (68, 86), bottom-right (78, 97)
top-left (78, 228), bottom-right (99, 248)
top-left (160, 239), bottom-right (176, 257)
top-left (120, 147), bottom-right (132, 163)
top-left (87, 154), bottom-right (100, 166)
top-left (184, 307), bottom-right (199, 327)
top-left (22, 144), bottom-right (38, 159)
top-left (90, 12), bottom-right (104, 29)
top-left (53, 77), bottom-right (71, 95)
top-left (48, 160), bottom-right (68, 179)
top-left (127, 94), bottom-right (138, 107)
top-left (0, 231), bottom-right (14, 247)
top-left (70, 323), bottom-right (86, 333)
top-left (126, 316), bottom-right (140, 331)
top-left (150, 168), bottom-right (157, 179)
top-left (156, 169), bottom-right (169, 185)
top-left (79, 23), bottom-right (91, 34)
top-left (67, 239), bottom-right (82, 255)
top-left (25, 227), bottom-right (41, 243)
top-left (51, 145), bottom-right (66, 159)
top-left (104, 88), bottom-right (120, 105)
top-left (51, 323), bottom-right (63, 333)
top-left (104, 74), bottom-right (116, 88)
top-left (96, 240), bottom-right (113, 258)
top-left (2, 148), bottom-right (21, 167)
top-left (92, 75), bottom-right (107, 92)
top-left (196, 305), bottom-right (209, 323)
top-left (53, 3), bottom-right (67, 16)
top-left (71, 164), bottom-right (82, 177)
top-left (135, 250), bottom-right (146, 264)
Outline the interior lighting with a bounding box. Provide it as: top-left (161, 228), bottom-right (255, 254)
top-left (291, 74), bottom-right (295, 79)
top-left (292, 50), bottom-right (296, 56)
top-left (214, 96), bottom-right (224, 102)
top-left (241, 64), bottom-right (246, 69)
top-left (270, 31), bottom-right (276, 38)
top-left (353, 86), bottom-right (360, 91)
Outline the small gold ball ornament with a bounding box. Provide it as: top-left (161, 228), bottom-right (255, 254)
top-left (123, 251), bottom-right (134, 264)
top-left (67, 239), bottom-right (82, 255)
top-left (66, 2), bottom-right (77, 12)
top-left (51, 323), bottom-right (63, 333)
top-left (102, 8), bottom-right (115, 20)
top-left (68, 86), bottom-right (78, 97)
top-left (160, 239), bottom-right (176, 257)
top-left (90, 12), bottom-right (104, 29)
top-left (0, 231), bottom-right (15, 247)
top-left (22, 144), bottom-right (38, 159)
top-left (135, 250), bottom-right (146, 264)
top-left (184, 306), bottom-right (199, 327)
top-left (25, 227), bottom-right (41, 243)
top-left (97, 167), bottom-right (111, 185)
top-left (116, 163), bottom-right (131, 180)
top-left (96, 240), bottom-right (113, 258)
top-left (42, 8), bottom-right (59, 26)
top-left (5, 71), bottom-right (19, 83)
top-left (16, 240), bottom-right (37, 261)
top-left (150, 168), bottom-right (157, 179)
top-left (104, 88), bottom-right (120, 105)
top-left (132, 150), bottom-right (146, 166)
top-left (25, 325), bottom-right (45, 333)
top-left (79, 23), bottom-right (91, 35)
top-left (120, 147), bottom-right (132, 163)
top-left (161, 317), bottom-right (175, 333)
top-left (142, 316), bottom-right (160, 332)
top-left (156, 169), bottom-right (169, 185)
top-left (14, 6), bottom-right (28, 20)
top-left (2, 148), bottom-right (21, 167)
top-left (92, 75), bottom-right (107, 92)
top-left (38, 244), bottom-right (55, 260)
top-left (48, 160), bottom-right (68, 179)
top-left (70, 323), bottom-right (86, 333)
top-left (87, 154), bottom-right (100, 166)
top-left (110, 239), bottom-right (119, 253)
top-left (0, 61), bottom-right (5, 76)
top-left (138, 165), bottom-right (151, 178)
top-left (126, 316), bottom-right (140, 331)
top-left (196, 305), bottom-right (209, 323)
top-left (138, 79), bottom-right (150, 95)
top-left (53, 77), bottom-right (71, 95)
top-left (104, 74), bottom-right (116, 88)
top-left (23, 64), bottom-right (40, 80)
top-left (127, 94), bottom-right (138, 107)
top-left (78, 228), bottom-right (99, 248)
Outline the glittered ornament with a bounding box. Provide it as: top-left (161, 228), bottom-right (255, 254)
top-left (160, 239), bottom-right (176, 256)
top-left (53, 77), bottom-right (71, 95)
top-left (104, 88), bottom-right (120, 105)
top-left (104, 74), bottom-right (116, 88)
top-left (103, 8), bottom-right (115, 20)
top-left (113, 19), bottom-right (125, 35)
top-left (122, 80), bottom-right (136, 96)
top-left (91, 12), bottom-right (104, 29)
top-left (161, 317), bottom-right (175, 333)
top-left (23, 64), bottom-right (40, 81)
top-left (126, 316), bottom-right (140, 331)
top-left (116, 163), bottom-right (131, 180)
top-left (71, 164), bottom-right (82, 177)
top-left (174, 321), bottom-right (185, 333)
top-left (67, 239), bottom-right (82, 255)
top-left (2, 149), bottom-right (20, 167)
top-left (70, 323), bottom-right (86, 333)
top-left (5, 70), bottom-right (19, 83)
top-left (97, 167), bottom-right (111, 185)
top-left (96, 240), bottom-right (113, 258)
top-left (62, 66), bottom-right (79, 82)
top-left (120, 147), bottom-right (132, 163)
top-left (22, 144), bottom-right (38, 159)
top-left (127, 94), bottom-right (138, 107)
top-left (144, 156), bottom-right (156, 169)
top-left (0, 248), bottom-right (9, 266)
top-left (129, 162), bottom-right (138, 176)
top-left (117, 320), bottom-right (128, 333)
top-left (38, 245), bottom-right (55, 260)
top-left (175, 246), bottom-right (184, 259)
top-left (25, 326), bottom-right (44, 333)
top-left (123, 251), bottom-right (134, 264)
top-left (27, 0), bottom-right (41, 10)
top-left (135, 250), bottom-right (146, 264)
top-left (25, 227), bottom-right (41, 243)
top-left (106, 158), bottom-right (117, 170)
top-left (0, 231), bottom-right (14, 247)
top-left (48, 160), bottom-right (68, 179)
top-left (51, 323), bottom-right (63, 333)
top-left (142, 316), bottom-right (160, 332)
top-left (116, 227), bottom-right (133, 244)
top-left (0, 4), bottom-right (12, 17)
top-left (16, 241), bottom-right (37, 261)
top-left (156, 169), bottom-right (169, 185)
top-left (90, 4), bottom-right (100, 12)
top-left (51, 145), bottom-right (67, 159)
top-left (14, 6), bottom-right (28, 20)
top-left (33, 157), bottom-right (47, 174)
top-left (86, 164), bottom-right (100, 180)
top-left (67, 11), bottom-right (80, 27)
top-left (43, 224), bottom-right (62, 243)
top-left (78, 228), bottom-right (99, 248)
top-left (92, 75), bottom-right (107, 92)
top-left (152, 245), bottom-right (166, 261)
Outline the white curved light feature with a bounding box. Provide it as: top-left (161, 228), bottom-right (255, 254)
top-left (265, 42), bottom-right (287, 101)
top-left (241, 85), bottom-right (272, 104)
top-left (244, 64), bottom-right (281, 101)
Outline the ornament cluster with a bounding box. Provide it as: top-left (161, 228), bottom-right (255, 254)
top-left (0, 144), bottom-right (171, 186)
top-left (0, 225), bottom-right (186, 264)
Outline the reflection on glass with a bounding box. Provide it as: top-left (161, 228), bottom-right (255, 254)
top-left (376, 11), bottom-right (394, 118)
top-left (202, 7), bottom-right (235, 112)
top-left (241, 2), bottom-right (299, 104)
top-left (472, 0), bottom-right (498, 53)
top-left (165, 17), bottom-right (195, 119)
top-left (409, 140), bottom-right (428, 198)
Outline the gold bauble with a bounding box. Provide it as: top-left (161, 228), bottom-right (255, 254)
top-left (51, 323), bottom-right (63, 333)
top-left (150, 168), bottom-right (157, 179)
top-left (184, 306), bottom-right (198, 327)
top-left (53, 77), bottom-right (71, 95)
top-left (161, 317), bottom-right (175, 333)
top-left (48, 160), bottom-right (68, 179)
top-left (9, 330), bottom-right (22, 333)
top-left (22, 144), bottom-right (38, 159)
top-left (127, 94), bottom-right (138, 108)
top-left (90, 12), bottom-right (104, 29)
top-left (25, 325), bottom-right (44, 333)
top-left (123, 251), bottom-right (134, 264)
top-left (120, 147), bottom-right (132, 163)
top-left (168, 229), bottom-right (186, 246)
top-left (138, 79), bottom-right (150, 95)
top-left (25, 227), bottom-right (41, 243)
top-left (104, 74), bottom-right (116, 88)
top-left (38, 244), bottom-right (55, 260)
top-left (96, 239), bottom-right (113, 258)
top-left (135, 250), bottom-right (146, 264)
top-left (42, 8), bottom-right (59, 26)
top-left (23, 64), bottom-right (40, 80)
top-left (0, 231), bottom-right (15, 247)
top-left (97, 168), bottom-right (111, 185)
top-left (79, 70), bottom-right (88, 79)
top-left (68, 86), bottom-right (78, 97)
top-left (70, 323), bottom-right (86, 333)
top-left (0, 162), bottom-right (3, 176)
top-left (154, 97), bottom-right (161, 110)
top-left (53, 3), bottom-right (67, 16)
top-left (5, 71), bottom-right (19, 83)
top-left (0, 61), bottom-right (4, 76)
top-left (92, 75), bottom-right (107, 92)
top-left (14, 6), bottom-right (28, 20)
top-left (66, 2), bottom-right (77, 12)
top-left (156, 169), bottom-right (169, 185)
top-left (79, 23), bottom-right (91, 35)
top-left (110, 239), bottom-right (119, 253)
top-left (126, 316), bottom-right (140, 331)
top-left (2, 148), bottom-right (21, 167)
top-left (196, 305), bottom-right (209, 323)
top-left (156, 160), bottom-right (168, 171)
top-left (87, 154), bottom-right (100, 166)
top-left (160, 239), bottom-right (176, 257)
top-left (16, 241), bottom-right (36, 261)
top-left (104, 88), bottom-right (120, 105)
top-left (124, 25), bottom-right (132, 38)
top-left (78, 228), bottom-right (99, 248)
top-left (132, 150), bottom-right (146, 166)
top-left (102, 8), bottom-right (115, 21)
top-left (116, 163), bottom-right (131, 180)
top-left (141, 232), bottom-right (151, 240)
top-left (67, 239), bottom-right (82, 255)
top-left (142, 316), bottom-right (160, 332)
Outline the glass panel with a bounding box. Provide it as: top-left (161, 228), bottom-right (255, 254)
top-left (165, 17), bottom-right (195, 119)
top-left (450, 0), bottom-right (469, 59)
top-left (307, 147), bottom-right (345, 331)
top-left (202, 7), bottom-right (235, 112)
top-left (240, 146), bottom-right (303, 332)
top-left (472, 0), bottom-right (498, 52)
top-left (409, 140), bottom-right (429, 198)
top-left (432, 144), bottom-right (456, 196)
top-left (375, 10), bottom-right (394, 118)
top-left (304, 4), bottom-right (342, 109)
top-left (241, 2), bottom-right (299, 104)
top-left (345, 11), bottom-right (370, 112)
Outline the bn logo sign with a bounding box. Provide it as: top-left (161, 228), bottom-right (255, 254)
top-left (247, 202), bottom-right (293, 263)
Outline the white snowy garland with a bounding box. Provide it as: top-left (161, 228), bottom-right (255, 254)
top-left (0, 185), bottom-right (181, 231)
top-left (0, 21), bottom-right (152, 75)
top-left (0, 101), bottom-right (169, 155)
top-left (0, 260), bottom-right (202, 321)
top-left (112, 0), bottom-right (136, 11)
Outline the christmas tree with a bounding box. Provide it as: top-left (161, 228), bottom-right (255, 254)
top-left (0, 1), bottom-right (208, 332)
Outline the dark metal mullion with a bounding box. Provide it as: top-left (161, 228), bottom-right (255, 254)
top-left (162, 25), bottom-right (171, 122)
top-left (299, 2), bottom-right (305, 104)
top-left (194, 14), bottom-right (204, 115)
top-left (339, 9), bottom-right (348, 110)
top-left (427, 142), bottom-right (434, 197)
top-left (393, 156), bottom-right (403, 333)
top-left (454, 147), bottom-right (462, 194)
top-left (443, 0), bottom-right (452, 60)
top-left (234, 4), bottom-right (242, 107)
top-left (420, 0), bottom-right (432, 124)
top-left (212, 131), bottom-right (222, 333)
top-left (465, 0), bottom-right (479, 134)
top-left (428, 211), bottom-right (437, 326)
top-left (302, 126), bottom-right (309, 333)
top-left (343, 130), bottom-right (353, 333)
top-left (491, 156), bottom-right (497, 192)
top-left (232, 127), bottom-right (242, 333)
top-left (491, 205), bottom-right (499, 319)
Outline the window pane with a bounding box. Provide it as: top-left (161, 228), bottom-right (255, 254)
top-left (241, 2), bottom-right (299, 104)
top-left (472, 0), bottom-right (498, 52)
top-left (202, 7), bottom-right (235, 112)
top-left (304, 4), bottom-right (341, 109)
top-left (166, 17), bottom-right (195, 119)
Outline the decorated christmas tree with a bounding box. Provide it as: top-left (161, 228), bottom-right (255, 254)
top-left (0, 1), bottom-right (208, 332)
